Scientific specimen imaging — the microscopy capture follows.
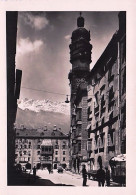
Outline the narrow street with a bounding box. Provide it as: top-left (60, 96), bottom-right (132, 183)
top-left (35, 169), bottom-right (98, 186)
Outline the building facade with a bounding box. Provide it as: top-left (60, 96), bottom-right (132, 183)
top-left (15, 126), bottom-right (70, 170)
top-left (87, 12), bottom-right (126, 171)
top-left (68, 13), bottom-right (92, 172)
top-left (68, 12), bottom-right (126, 175)
top-left (7, 11), bottom-right (22, 183)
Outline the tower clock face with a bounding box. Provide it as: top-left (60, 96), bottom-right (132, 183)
top-left (75, 78), bottom-right (86, 87)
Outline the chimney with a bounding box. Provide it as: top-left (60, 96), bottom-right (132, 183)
top-left (53, 125), bottom-right (57, 131)
top-left (44, 125), bottom-right (47, 131)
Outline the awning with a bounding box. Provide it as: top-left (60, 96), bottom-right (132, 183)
top-left (110, 154), bottom-right (126, 162)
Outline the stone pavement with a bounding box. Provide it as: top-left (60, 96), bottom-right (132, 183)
top-left (8, 169), bottom-right (125, 187)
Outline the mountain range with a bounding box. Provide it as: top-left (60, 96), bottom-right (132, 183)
top-left (16, 98), bottom-right (70, 134)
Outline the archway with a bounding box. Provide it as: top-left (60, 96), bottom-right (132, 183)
top-left (54, 164), bottom-right (57, 169)
top-left (25, 162), bottom-right (31, 169)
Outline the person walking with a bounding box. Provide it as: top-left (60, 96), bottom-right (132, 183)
top-left (33, 166), bottom-right (36, 178)
top-left (82, 164), bottom-right (87, 186)
top-left (97, 165), bottom-right (105, 187)
top-left (105, 167), bottom-right (110, 186)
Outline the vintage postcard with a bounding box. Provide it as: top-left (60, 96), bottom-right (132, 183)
top-left (0, 0), bottom-right (136, 195)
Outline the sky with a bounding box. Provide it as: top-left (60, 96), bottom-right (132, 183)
top-left (16, 11), bottom-right (119, 102)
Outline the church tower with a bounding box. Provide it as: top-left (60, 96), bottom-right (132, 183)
top-left (68, 13), bottom-right (92, 171)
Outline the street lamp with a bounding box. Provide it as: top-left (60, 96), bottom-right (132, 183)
top-left (65, 95), bottom-right (70, 103)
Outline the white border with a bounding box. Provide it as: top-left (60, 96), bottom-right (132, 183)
top-left (0, 0), bottom-right (136, 195)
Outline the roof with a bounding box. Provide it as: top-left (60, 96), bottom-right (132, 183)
top-left (41, 139), bottom-right (52, 146)
top-left (16, 128), bottom-right (69, 139)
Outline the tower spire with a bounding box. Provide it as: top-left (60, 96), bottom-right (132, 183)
top-left (77, 12), bottom-right (84, 27)
top-left (80, 12), bottom-right (82, 17)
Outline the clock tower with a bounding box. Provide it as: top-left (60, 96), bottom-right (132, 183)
top-left (68, 13), bottom-right (92, 171)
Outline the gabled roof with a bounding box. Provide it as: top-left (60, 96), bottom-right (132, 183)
top-left (16, 128), bottom-right (68, 139)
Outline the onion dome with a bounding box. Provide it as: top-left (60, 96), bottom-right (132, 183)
top-left (71, 13), bottom-right (90, 42)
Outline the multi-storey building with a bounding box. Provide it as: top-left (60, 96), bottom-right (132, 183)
top-left (6, 11), bottom-right (22, 184)
top-left (15, 125), bottom-right (70, 170)
top-left (68, 12), bottom-right (126, 177)
top-left (68, 13), bottom-right (92, 172)
top-left (87, 12), bottom-right (126, 171)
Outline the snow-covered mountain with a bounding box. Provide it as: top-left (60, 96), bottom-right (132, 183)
top-left (18, 98), bottom-right (70, 115)
top-left (16, 98), bottom-right (70, 134)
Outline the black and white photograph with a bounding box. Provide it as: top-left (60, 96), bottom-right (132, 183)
top-left (6, 10), bottom-right (126, 187)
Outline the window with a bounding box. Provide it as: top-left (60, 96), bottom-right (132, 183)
top-left (37, 151), bottom-right (40, 155)
top-left (95, 92), bottom-right (99, 106)
top-left (49, 147), bottom-right (51, 152)
top-left (122, 68), bottom-right (126, 95)
top-left (109, 86), bottom-right (114, 101)
top-left (101, 95), bottom-right (105, 109)
top-left (108, 66), bottom-right (114, 82)
top-left (107, 134), bottom-right (111, 146)
top-left (24, 145), bottom-right (27, 149)
top-left (56, 140), bottom-right (58, 145)
top-left (63, 157), bottom-right (66, 161)
top-left (42, 147), bottom-right (44, 152)
top-left (37, 145), bottom-right (40, 149)
top-left (29, 145), bottom-right (31, 149)
top-left (87, 140), bottom-right (92, 151)
top-left (78, 109), bottom-right (82, 120)
top-left (100, 85), bottom-right (105, 95)
top-left (78, 125), bottom-right (82, 134)
top-left (45, 147), bottom-right (48, 151)
top-left (24, 151), bottom-right (26, 155)
top-left (55, 145), bottom-right (59, 149)
top-left (55, 151), bottom-right (58, 155)
top-left (102, 117), bottom-right (105, 125)
top-left (55, 157), bottom-right (58, 162)
top-left (96, 122), bottom-right (98, 128)
top-left (62, 145), bottom-right (66, 149)
top-left (16, 145), bottom-right (18, 148)
top-left (63, 151), bottom-right (65, 155)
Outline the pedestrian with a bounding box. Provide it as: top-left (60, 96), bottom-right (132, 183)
top-left (97, 165), bottom-right (105, 187)
top-left (33, 166), bottom-right (36, 178)
top-left (105, 167), bottom-right (110, 186)
top-left (48, 165), bottom-right (51, 174)
top-left (82, 164), bottom-right (87, 186)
